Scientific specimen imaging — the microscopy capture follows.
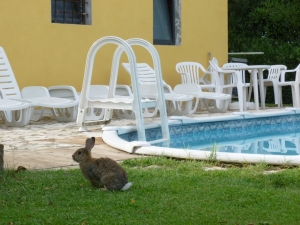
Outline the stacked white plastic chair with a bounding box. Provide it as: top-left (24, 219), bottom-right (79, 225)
top-left (0, 46), bottom-right (79, 126)
top-left (209, 60), bottom-right (248, 112)
top-left (77, 36), bottom-right (169, 142)
top-left (222, 62), bottom-right (254, 110)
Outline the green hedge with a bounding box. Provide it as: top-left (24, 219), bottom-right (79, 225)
top-left (228, 0), bottom-right (300, 104)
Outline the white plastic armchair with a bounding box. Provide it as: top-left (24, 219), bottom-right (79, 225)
top-left (278, 64), bottom-right (300, 108)
top-left (175, 62), bottom-right (216, 92)
top-left (209, 60), bottom-right (247, 112)
top-left (261, 65), bottom-right (286, 106)
top-left (222, 63), bottom-right (253, 102)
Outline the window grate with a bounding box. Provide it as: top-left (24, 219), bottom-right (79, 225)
top-left (51, 0), bottom-right (87, 24)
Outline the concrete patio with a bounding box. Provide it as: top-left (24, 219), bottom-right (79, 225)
top-left (0, 107), bottom-right (287, 170)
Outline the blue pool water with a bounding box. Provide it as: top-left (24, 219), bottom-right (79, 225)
top-left (119, 114), bottom-right (300, 156)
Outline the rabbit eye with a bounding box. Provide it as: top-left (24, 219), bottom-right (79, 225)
top-left (78, 151), bottom-right (82, 155)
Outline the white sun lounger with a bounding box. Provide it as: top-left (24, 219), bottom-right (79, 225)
top-left (0, 99), bottom-right (33, 126)
top-left (0, 46), bottom-right (79, 125)
top-left (173, 83), bottom-right (231, 113)
top-left (121, 62), bottom-right (194, 116)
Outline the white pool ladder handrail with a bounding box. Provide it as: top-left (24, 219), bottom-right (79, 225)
top-left (107, 38), bottom-right (170, 141)
top-left (77, 36), bottom-right (169, 142)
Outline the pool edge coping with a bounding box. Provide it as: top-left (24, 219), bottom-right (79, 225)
top-left (102, 108), bottom-right (300, 165)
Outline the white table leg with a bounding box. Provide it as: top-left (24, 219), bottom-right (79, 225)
top-left (258, 69), bottom-right (265, 109)
top-left (252, 69), bottom-right (259, 110)
top-left (237, 83), bottom-right (244, 112)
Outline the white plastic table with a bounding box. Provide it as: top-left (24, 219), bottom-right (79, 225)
top-left (222, 65), bottom-right (271, 110)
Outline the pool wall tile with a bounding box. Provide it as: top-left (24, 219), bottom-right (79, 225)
top-left (119, 114), bottom-right (300, 153)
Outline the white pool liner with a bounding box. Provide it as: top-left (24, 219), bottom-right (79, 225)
top-left (102, 108), bottom-right (300, 165)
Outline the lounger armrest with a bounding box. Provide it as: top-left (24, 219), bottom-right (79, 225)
top-left (48, 85), bottom-right (80, 102)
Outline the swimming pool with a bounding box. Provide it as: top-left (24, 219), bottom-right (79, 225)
top-left (102, 108), bottom-right (300, 165)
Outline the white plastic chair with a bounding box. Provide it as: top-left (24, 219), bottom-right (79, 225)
top-left (278, 64), bottom-right (300, 108)
top-left (121, 63), bottom-right (194, 116)
top-left (222, 63), bottom-right (256, 110)
top-left (262, 65), bottom-right (287, 105)
top-left (209, 60), bottom-right (247, 112)
top-left (175, 62), bottom-right (216, 92)
top-left (222, 63), bottom-right (252, 100)
top-left (175, 60), bottom-right (231, 112)
top-left (0, 46), bottom-right (79, 124)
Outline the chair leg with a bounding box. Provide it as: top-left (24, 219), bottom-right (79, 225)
top-left (237, 84), bottom-right (244, 112)
top-left (264, 85), bottom-right (268, 106)
top-left (214, 87), bottom-right (224, 109)
top-left (278, 86), bottom-right (282, 108)
top-left (273, 82), bottom-right (279, 105)
top-left (247, 80), bottom-right (253, 102)
top-left (243, 87), bottom-right (247, 110)
top-left (293, 85), bottom-right (300, 108)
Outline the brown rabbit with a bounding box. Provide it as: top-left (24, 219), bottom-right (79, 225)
top-left (72, 137), bottom-right (132, 191)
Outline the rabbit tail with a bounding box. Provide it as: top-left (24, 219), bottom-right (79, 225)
top-left (121, 182), bottom-right (132, 191)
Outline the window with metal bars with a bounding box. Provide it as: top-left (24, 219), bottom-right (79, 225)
top-left (51, 0), bottom-right (90, 24)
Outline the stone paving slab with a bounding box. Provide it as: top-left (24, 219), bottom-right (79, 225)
top-left (0, 116), bottom-right (144, 170)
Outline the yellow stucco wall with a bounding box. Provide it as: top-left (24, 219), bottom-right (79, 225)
top-left (0, 0), bottom-right (228, 91)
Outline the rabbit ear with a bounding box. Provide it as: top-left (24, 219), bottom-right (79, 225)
top-left (85, 137), bottom-right (95, 150)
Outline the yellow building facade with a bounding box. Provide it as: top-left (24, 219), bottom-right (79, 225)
top-left (0, 0), bottom-right (228, 91)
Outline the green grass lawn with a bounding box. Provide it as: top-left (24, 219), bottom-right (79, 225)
top-left (1, 157), bottom-right (300, 225)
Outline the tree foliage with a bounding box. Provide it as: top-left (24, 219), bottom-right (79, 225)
top-left (228, 0), bottom-right (300, 103)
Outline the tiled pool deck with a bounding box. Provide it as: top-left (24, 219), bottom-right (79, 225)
top-left (0, 107), bottom-right (287, 170)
